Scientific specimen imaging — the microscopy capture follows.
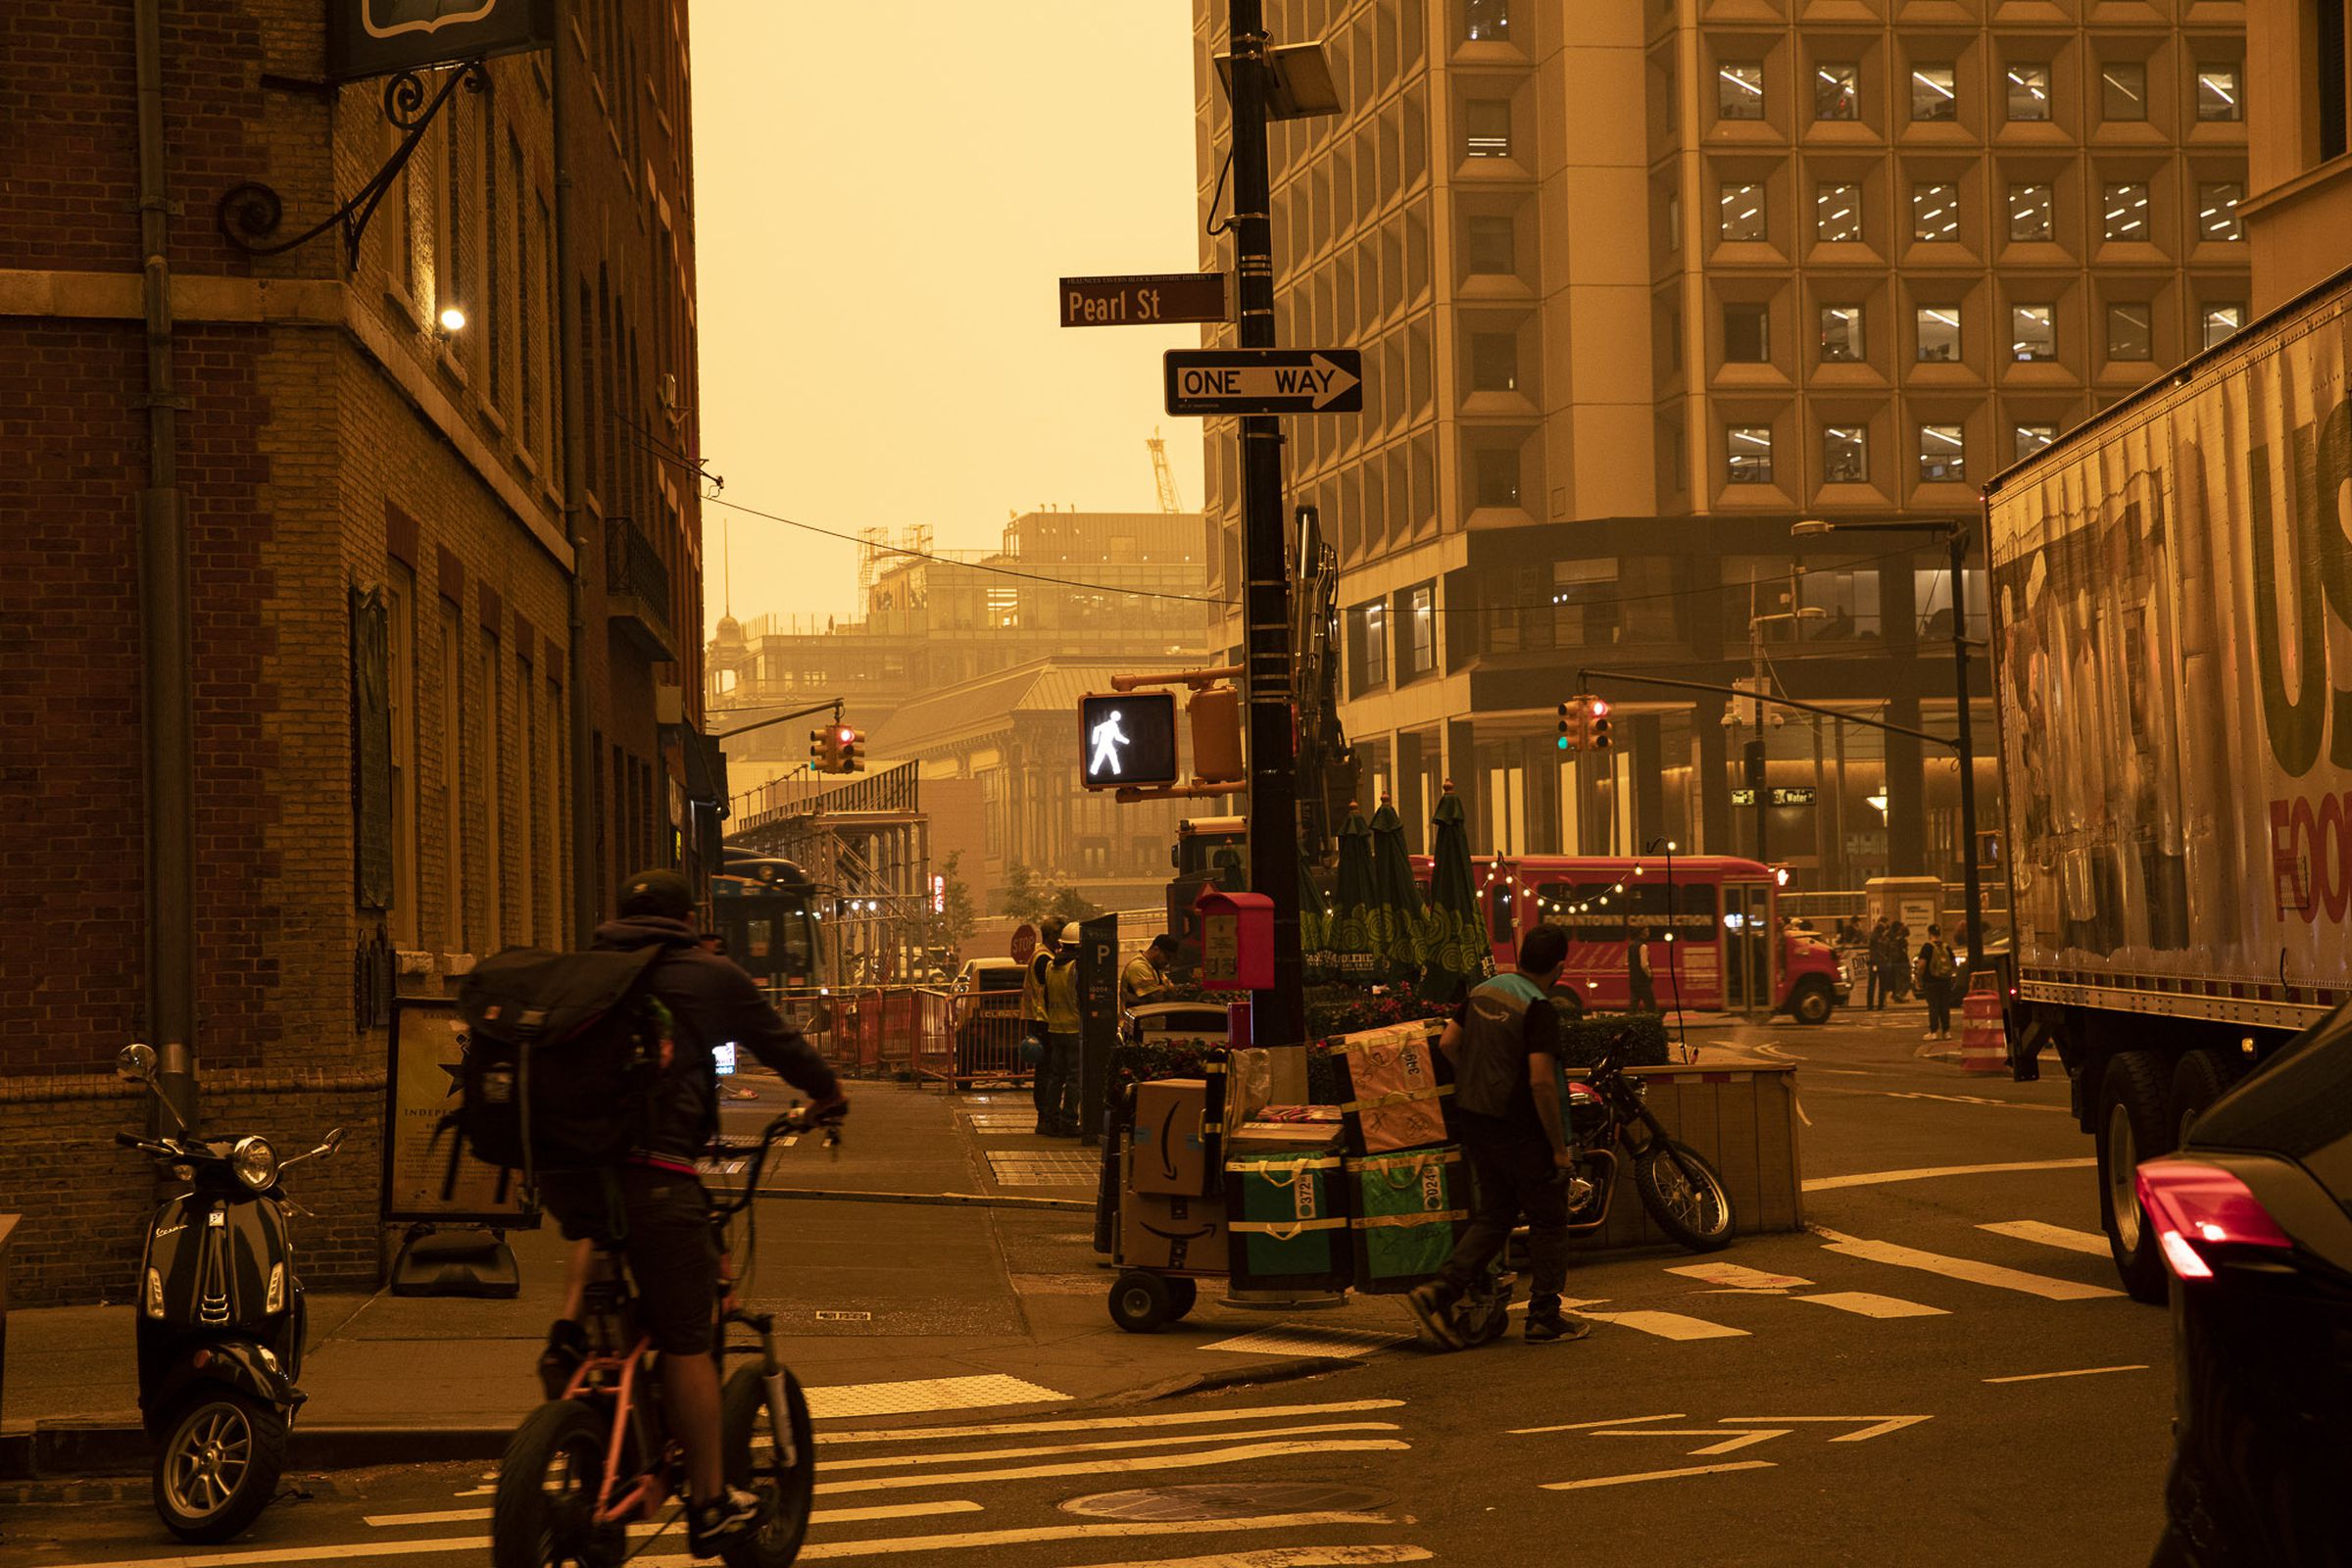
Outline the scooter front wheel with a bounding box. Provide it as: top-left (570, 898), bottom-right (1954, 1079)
top-left (152, 1391), bottom-right (287, 1544)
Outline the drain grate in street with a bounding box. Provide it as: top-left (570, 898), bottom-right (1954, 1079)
top-left (987, 1152), bottom-right (1101, 1187)
top-left (1061, 1482), bottom-right (1392, 1522)
top-left (1197, 1322), bottom-right (1413, 1358)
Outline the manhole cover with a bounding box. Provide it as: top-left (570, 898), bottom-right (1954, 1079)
top-left (1060, 1482), bottom-right (1390, 1522)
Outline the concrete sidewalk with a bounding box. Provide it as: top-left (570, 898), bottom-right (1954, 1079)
top-left (2, 1079), bottom-right (1418, 1476)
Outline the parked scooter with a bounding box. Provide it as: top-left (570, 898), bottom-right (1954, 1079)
top-left (112, 1043), bottom-right (346, 1543)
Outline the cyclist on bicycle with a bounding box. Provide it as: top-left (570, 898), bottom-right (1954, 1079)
top-left (537, 868), bottom-right (847, 1560)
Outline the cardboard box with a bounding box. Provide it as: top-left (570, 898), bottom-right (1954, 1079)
top-left (1130, 1077), bottom-right (1213, 1197)
top-left (1119, 1183), bottom-right (1229, 1273)
top-left (1225, 1106), bottom-right (1344, 1156)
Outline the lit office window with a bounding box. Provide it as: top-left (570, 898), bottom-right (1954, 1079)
top-left (1465, 0), bottom-right (1511, 41)
top-left (2200, 304), bottom-right (2245, 349)
top-left (1816, 181), bottom-right (1863, 242)
top-left (2014, 423), bottom-right (2058, 461)
top-left (2103, 181), bottom-right (2150, 241)
top-left (2196, 66), bottom-right (2243, 122)
top-left (2011, 304), bottom-right (2056, 360)
top-left (1815, 63), bottom-right (1859, 121)
top-left (2198, 180), bottom-right (2244, 240)
top-left (1912, 65), bottom-right (1958, 122)
top-left (1724, 303), bottom-right (1771, 362)
top-left (1720, 62), bottom-right (1766, 120)
top-left (1912, 182), bottom-right (1961, 241)
top-left (1465, 100), bottom-right (1512, 158)
top-left (1822, 425), bottom-right (1869, 482)
top-left (1726, 425), bottom-right (1775, 483)
top-left (1720, 181), bottom-right (1766, 241)
top-left (1467, 214), bottom-right (1515, 273)
top-left (1916, 305), bottom-right (1961, 362)
top-left (2009, 182), bottom-right (2054, 240)
top-left (1820, 304), bottom-right (1864, 362)
top-left (2006, 63), bottom-right (2051, 122)
top-left (2107, 302), bottom-right (2154, 361)
top-left (2101, 61), bottom-right (2148, 121)
top-left (1470, 331), bottom-right (1519, 391)
top-left (1919, 423), bottom-right (1966, 481)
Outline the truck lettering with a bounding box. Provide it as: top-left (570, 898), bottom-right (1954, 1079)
top-left (2267, 789), bottom-right (2352, 921)
top-left (2248, 398), bottom-right (2352, 778)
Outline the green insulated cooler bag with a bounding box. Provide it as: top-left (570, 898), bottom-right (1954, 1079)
top-left (1225, 1151), bottom-right (1348, 1292)
top-left (1346, 1146), bottom-right (1468, 1294)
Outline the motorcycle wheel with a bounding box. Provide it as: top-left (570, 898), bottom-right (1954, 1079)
top-left (720, 1362), bottom-right (815, 1568)
top-left (1634, 1140), bottom-right (1736, 1252)
top-left (491, 1398), bottom-right (626, 1568)
top-left (152, 1391), bottom-right (287, 1544)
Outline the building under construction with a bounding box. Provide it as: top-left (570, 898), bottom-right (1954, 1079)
top-left (728, 762), bottom-right (938, 986)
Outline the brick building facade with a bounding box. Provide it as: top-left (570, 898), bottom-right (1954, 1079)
top-left (0, 2), bottom-right (706, 1303)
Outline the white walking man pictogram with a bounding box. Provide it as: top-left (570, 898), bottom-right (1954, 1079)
top-left (1089, 710), bottom-right (1131, 777)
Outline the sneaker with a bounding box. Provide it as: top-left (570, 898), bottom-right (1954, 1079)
top-left (1925, 1031), bottom-right (1939, 1041)
top-left (688, 1486), bottom-right (767, 1559)
top-left (537, 1318), bottom-right (589, 1401)
top-left (1524, 1309), bottom-right (1593, 1344)
top-left (1404, 1282), bottom-right (1465, 1349)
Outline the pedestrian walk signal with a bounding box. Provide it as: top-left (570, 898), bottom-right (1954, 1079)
top-left (1079, 691), bottom-right (1179, 789)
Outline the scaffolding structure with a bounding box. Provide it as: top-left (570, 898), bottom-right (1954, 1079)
top-left (729, 761), bottom-right (938, 986)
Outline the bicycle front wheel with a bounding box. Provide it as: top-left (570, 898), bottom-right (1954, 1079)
top-left (492, 1399), bottom-right (626, 1568)
top-left (721, 1362), bottom-right (815, 1568)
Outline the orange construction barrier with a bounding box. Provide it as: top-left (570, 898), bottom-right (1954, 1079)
top-left (1959, 971), bottom-right (2006, 1075)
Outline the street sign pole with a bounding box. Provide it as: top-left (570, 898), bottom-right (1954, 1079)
top-left (1226, 0), bottom-right (1310, 1097)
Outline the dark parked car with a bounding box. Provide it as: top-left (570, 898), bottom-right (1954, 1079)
top-left (951, 958), bottom-right (1029, 1080)
top-left (2140, 1007), bottom-right (2352, 1566)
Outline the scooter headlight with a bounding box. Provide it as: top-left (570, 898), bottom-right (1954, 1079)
top-left (229, 1135), bottom-right (279, 1192)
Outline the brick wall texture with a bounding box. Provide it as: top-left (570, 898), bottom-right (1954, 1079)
top-left (0, 1), bottom-right (707, 1305)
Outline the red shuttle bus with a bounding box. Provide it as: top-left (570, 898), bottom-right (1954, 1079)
top-left (1425, 854), bottom-right (1848, 1024)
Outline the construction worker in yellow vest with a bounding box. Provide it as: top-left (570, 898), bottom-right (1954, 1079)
top-left (1039, 922), bottom-right (1084, 1138)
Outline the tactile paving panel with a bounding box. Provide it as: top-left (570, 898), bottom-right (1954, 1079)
top-left (803, 1373), bottom-right (1069, 1420)
top-left (1196, 1322), bottom-right (1414, 1358)
top-left (987, 1152), bottom-right (1102, 1186)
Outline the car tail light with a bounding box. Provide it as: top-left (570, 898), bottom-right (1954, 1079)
top-left (2134, 1159), bottom-right (2294, 1281)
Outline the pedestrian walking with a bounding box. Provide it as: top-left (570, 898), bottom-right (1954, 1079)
top-left (1866, 917), bottom-right (1891, 1009)
top-left (1888, 921), bottom-right (1914, 1003)
top-left (1041, 921), bottom-right (1084, 1136)
top-left (1917, 924), bottom-right (1958, 1040)
top-left (1626, 925), bottom-right (1659, 1013)
top-left (1405, 923), bottom-right (1591, 1348)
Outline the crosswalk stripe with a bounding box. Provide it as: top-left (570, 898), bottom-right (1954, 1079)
top-left (1814, 1230), bottom-right (2121, 1300)
top-left (815, 1437), bottom-right (1411, 1494)
top-left (361, 1500), bottom-right (983, 1531)
top-left (1791, 1291), bottom-right (1948, 1319)
top-left (821, 1421), bottom-right (1403, 1471)
top-left (1580, 1308), bottom-right (1749, 1341)
top-left (628, 1510), bottom-right (1401, 1564)
top-left (1543, 1461), bottom-right (1776, 1490)
top-left (1053, 1550), bottom-right (1434, 1568)
top-left (1666, 1262), bottom-right (1812, 1290)
top-left (812, 1398), bottom-right (1404, 1446)
top-left (1977, 1220), bottom-right (2111, 1256)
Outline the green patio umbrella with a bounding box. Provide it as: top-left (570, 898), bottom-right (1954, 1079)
top-left (1364, 799), bottom-right (1426, 981)
top-left (1323, 806), bottom-right (1379, 981)
top-left (1419, 784), bottom-right (1494, 1004)
top-left (1298, 851), bottom-right (1334, 969)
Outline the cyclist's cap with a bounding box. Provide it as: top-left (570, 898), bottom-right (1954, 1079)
top-left (620, 868), bottom-right (694, 921)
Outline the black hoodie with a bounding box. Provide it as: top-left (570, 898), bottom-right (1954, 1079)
top-left (591, 915), bottom-right (841, 1164)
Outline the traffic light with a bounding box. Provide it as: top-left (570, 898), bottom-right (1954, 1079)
top-left (808, 727), bottom-right (841, 772)
top-left (1588, 697), bottom-right (1613, 752)
top-left (1556, 697), bottom-right (1587, 752)
top-left (838, 726), bottom-right (864, 772)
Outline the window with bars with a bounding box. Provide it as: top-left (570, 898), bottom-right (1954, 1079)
top-left (1919, 424), bottom-right (1966, 482)
top-left (1720, 182), bottom-right (1766, 241)
top-left (1912, 65), bottom-right (1957, 121)
top-left (1912, 182), bottom-right (1960, 241)
top-left (2006, 63), bottom-right (2051, 121)
top-left (2009, 182), bottom-right (2054, 240)
top-left (1816, 181), bottom-right (1863, 241)
top-left (1719, 61), bottom-right (1766, 120)
top-left (1726, 425), bottom-right (1775, 483)
top-left (2011, 304), bottom-right (2056, 360)
top-left (1822, 424), bottom-right (1868, 482)
top-left (1814, 63), bottom-right (1858, 121)
top-left (2102, 181), bottom-right (2150, 241)
top-left (1916, 306), bottom-right (1961, 362)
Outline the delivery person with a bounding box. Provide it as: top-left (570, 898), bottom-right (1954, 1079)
top-left (1407, 923), bottom-right (1591, 1348)
top-left (1121, 934), bottom-right (1177, 1010)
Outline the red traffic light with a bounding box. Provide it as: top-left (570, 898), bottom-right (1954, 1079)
top-left (1590, 698), bottom-right (1610, 718)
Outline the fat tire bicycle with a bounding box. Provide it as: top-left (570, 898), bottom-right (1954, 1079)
top-left (491, 1107), bottom-right (836, 1568)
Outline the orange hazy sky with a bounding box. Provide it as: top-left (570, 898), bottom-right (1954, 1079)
top-left (690, 4), bottom-right (1208, 635)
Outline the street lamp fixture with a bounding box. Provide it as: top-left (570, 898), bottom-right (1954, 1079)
top-left (1214, 41), bottom-right (1344, 121)
top-left (1792, 514), bottom-right (1986, 973)
top-left (437, 305), bottom-right (467, 334)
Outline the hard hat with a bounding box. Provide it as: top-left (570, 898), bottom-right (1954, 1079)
top-left (1061, 920), bottom-right (1085, 945)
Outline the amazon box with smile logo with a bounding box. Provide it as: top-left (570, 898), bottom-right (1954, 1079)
top-left (1118, 1154), bottom-right (1230, 1274)
top-left (1129, 1077), bottom-right (1215, 1197)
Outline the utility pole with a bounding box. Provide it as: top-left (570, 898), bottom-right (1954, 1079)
top-left (553, 0), bottom-right (598, 945)
top-left (1226, 0), bottom-right (1309, 1082)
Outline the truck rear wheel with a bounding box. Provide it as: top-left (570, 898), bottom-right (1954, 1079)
top-left (2167, 1049), bottom-right (2239, 1144)
top-left (2095, 1051), bottom-right (2173, 1304)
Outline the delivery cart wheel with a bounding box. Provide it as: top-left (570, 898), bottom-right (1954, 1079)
top-left (1165, 1276), bottom-right (1199, 1320)
top-left (1109, 1270), bottom-right (1177, 1333)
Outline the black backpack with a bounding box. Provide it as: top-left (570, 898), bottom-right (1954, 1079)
top-left (452, 946), bottom-right (670, 1179)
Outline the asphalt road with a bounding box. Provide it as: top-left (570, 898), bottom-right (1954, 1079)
top-left (1, 1009), bottom-right (2178, 1568)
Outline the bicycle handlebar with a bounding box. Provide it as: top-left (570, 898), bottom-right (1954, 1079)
top-left (708, 1103), bottom-right (843, 1214)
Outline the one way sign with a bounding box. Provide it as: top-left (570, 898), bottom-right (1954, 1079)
top-left (1163, 349), bottom-right (1363, 416)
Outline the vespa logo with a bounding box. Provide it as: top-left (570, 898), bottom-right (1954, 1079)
top-left (2248, 395), bottom-right (2352, 779)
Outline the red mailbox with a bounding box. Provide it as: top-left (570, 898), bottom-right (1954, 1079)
top-left (1194, 889), bottom-right (1275, 992)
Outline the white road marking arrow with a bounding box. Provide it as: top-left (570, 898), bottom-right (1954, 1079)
top-left (1594, 1427), bottom-right (1793, 1456)
top-left (1721, 1415), bottom-right (1933, 1443)
top-left (1509, 1413), bottom-right (1683, 1435)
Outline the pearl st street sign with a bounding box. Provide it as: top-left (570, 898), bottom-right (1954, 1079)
top-left (1059, 272), bottom-right (1231, 328)
top-left (1163, 349), bottom-right (1363, 416)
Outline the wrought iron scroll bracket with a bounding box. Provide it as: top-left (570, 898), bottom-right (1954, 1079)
top-left (218, 61), bottom-right (488, 272)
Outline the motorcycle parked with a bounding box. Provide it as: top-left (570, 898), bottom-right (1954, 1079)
top-left (1560, 1030), bottom-right (1736, 1251)
top-left (112, 1043), bottom-right (346, 1543)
